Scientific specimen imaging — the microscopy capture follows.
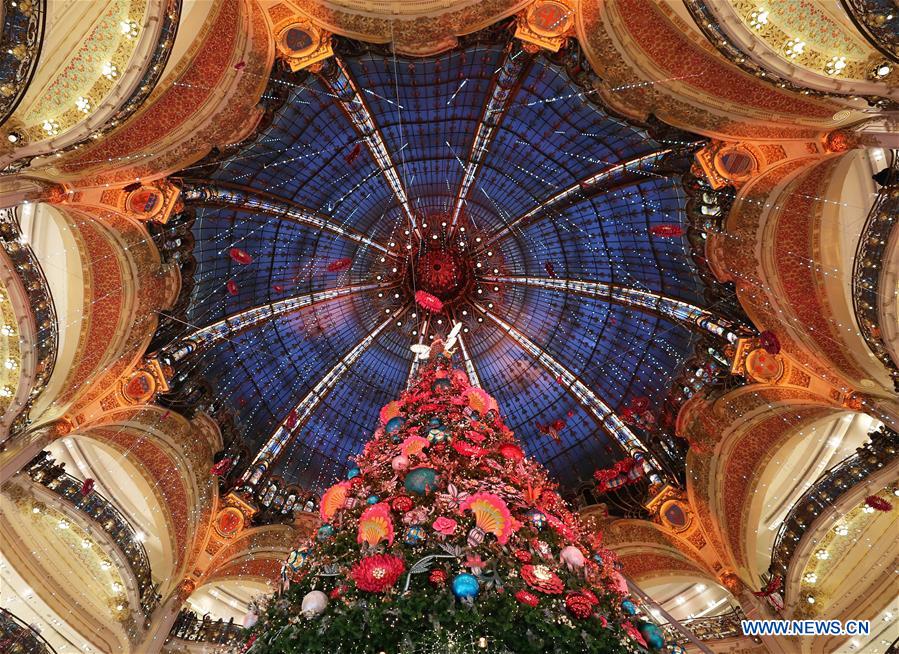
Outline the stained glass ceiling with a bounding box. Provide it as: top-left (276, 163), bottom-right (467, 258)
top-left (162, 25), bottom-right (715, 493)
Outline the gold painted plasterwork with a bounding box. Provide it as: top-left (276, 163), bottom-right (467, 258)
top-left (0, 275), bottom-right (22, 417)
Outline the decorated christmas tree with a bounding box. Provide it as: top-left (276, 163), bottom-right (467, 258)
top-left (246, 338), bottom-right (664, 653)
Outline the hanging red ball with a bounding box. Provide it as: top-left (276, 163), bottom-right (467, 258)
top-left (229, 247), bottom-right (253, 265)
top-left (273, 284), bottom-right (284, 293)
top-left (226, 279), bottom-right (239, 296)
top-left (80, 478), bottom-right (95, 496)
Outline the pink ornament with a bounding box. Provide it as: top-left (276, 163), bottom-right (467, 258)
top-left (560, 545), bottom-right (585, 569)
top-left (432, 516), bottom-right (457, 536)
top-left (391, 455), bottom-right (410, 472)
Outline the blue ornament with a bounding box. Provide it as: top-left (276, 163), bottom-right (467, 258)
top-left (621, 599), bottom-right (637, 616)
top-left (316, 524), bottom-right (335, 542)
top-left (385, 416), bottom-right (405, 435)
top-left (451, 573), bottom-right (480, 600)
top-left (392, 434), bottom-right (402, 444)
top-left (638, 622), bottom-right (665, 650)
top-left (431, 378), bottom-right (452, 392)
top-left (404, 467), bottom-right (438, 495)
top-left (366, 495), bottom-right (379, 505)
top-left (285, 545), bottom-right (310, 572)
top-left (526, 509), bottom-right (546, 530)
top-left (404, 525), bottom-right (427, 545)
top-left (347, 467), bottom-right (360, 480)
top-left (593, 553), bottom-right (604, 565)
top-left (426, 417), bottom-right (449, 445)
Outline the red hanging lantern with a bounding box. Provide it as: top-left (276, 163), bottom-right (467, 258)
top-left (226, 279), bottom-right (239, 296)
top-left (273, 284), bottom-right (284, 293)
top-left (649, 224), bottom-right (684, 238)
top-left (544, 262), bottom-right (557, 278)
top-left (80, 478), bottom-right (95, 496)
top-left (415, 290), bottom-right (444, 312)
top-left (326, 257), bottom-right (352, 273)
top-left (228, 247), bottom-right (253, 265)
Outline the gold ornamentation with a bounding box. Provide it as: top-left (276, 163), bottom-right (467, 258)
top-left (275, 19), bottom-right (333, 72)
top-left (515, 0), bottom-right (575, 52)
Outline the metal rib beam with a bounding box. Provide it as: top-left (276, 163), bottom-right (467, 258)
top-left (179, 181), bottom-right (389, 253)
top-left (483, 275), bottom-right (741, 343)
top-left (478, 149), bottom-right (674, 249)
top-left (242, 305), bottom-right (410, 485)
top-left (320, 59), bottom-right (418, 233)
top-left (456, 333), bottom-right (481, 388)
top-left (449, 43), bottom-right (532, 231)
top-left (158, 283), bottom-right (385, 364)
top-left (474, 303), bottom-right (663, 482)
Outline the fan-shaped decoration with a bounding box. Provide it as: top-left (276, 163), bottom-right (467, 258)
top-left (498, 443), bottom-right (524, 461)
top-left (415, 290), bottom-right (444, 312)
top-left (465, 387), bottom-right (497, 415)
top-left (459, 492), bottom-right (514, 544)
top-left (229, 247), bottom-right (253, 264)
top-left (357, 502), bottom-right (394, 547)
top-left (320, 481), bottom-right (351, 521)
top-left (401, 435), bottom-right (430, 458)
top-left (380, 401), bottom-right (402, 425)
top-left (451, 440), bottom-right (487, 457)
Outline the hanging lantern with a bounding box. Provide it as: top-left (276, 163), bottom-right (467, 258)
top-left (326, 257), bottom-right (352, 273)
top-left (228, 247), bottom-right (253, 265)
top-left (649, 224), bottom-right (684, 238)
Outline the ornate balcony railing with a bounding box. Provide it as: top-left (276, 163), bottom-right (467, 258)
top-left (169, 609), bottom-right (245, 645)
top-left (660, 606), bottom-right (748, 645)
top-left (0, 0), bottom-right (46, 126)
top-left (852, 150), bottom-right (899, 391)
top-left (839, 0), bottom-right (899, 62)
top-left (684, 0), bottom-right (896, 109)
top-left (0, 607), bottom-right (57, 654)
top-left (768, 425), bottom-right (899, 582)
top-left (24, 453), bottom-right (160, 616)
top-left (0, 207), bottom-right (58, 436)
top-left (1, 0), bottom-right (182, 174)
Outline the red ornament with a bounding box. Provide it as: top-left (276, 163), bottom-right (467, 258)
top-left (565, 592), bottom-right (594, 619)
top-left (498, 443), bottom-right (524, 461)
top-left (451, 440), bottom-right (487, 457)
top-left (234, 61), bottom-right (246, 70)
top-left (544, 261), bottom-right (557, 278)
top-left (514, 589), bottom-right (540, 607)
top-left (520, 564), bottom-right (565, 594)
top-left (649, 224), bottom-right (684, 238)
top-left (326, 257), bottom-right (352, 273)
top-left (390, 496), bottom-right (414, 513)
top-left (80, 478), bottom-right (95, 496)
top-left (226, 279), bottom-right (239, 296)
top-left (273, 284), bottom-right (284, 293)
top-left (514, 549), bottom-right (532, 563)
top-left (350, 554), bottom-right (405, 593)
top-left (428, 569), bottom-right (448, 586)
top-left (228, 247), bottom-right (253, 265)
top-left (865, 495), bottom-right (892, 512)
top-left (414, 290), bottom-right (444, 312)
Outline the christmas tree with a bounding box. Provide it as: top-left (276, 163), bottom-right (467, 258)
top-left (246, 339), bottom-right (664, 653)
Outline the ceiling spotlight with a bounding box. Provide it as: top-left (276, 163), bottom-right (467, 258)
top-left (871, 62), bottom-right (892, 79)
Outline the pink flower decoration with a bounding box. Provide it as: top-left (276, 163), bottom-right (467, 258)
top-left (432, 516), bottom-right (457, 536)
